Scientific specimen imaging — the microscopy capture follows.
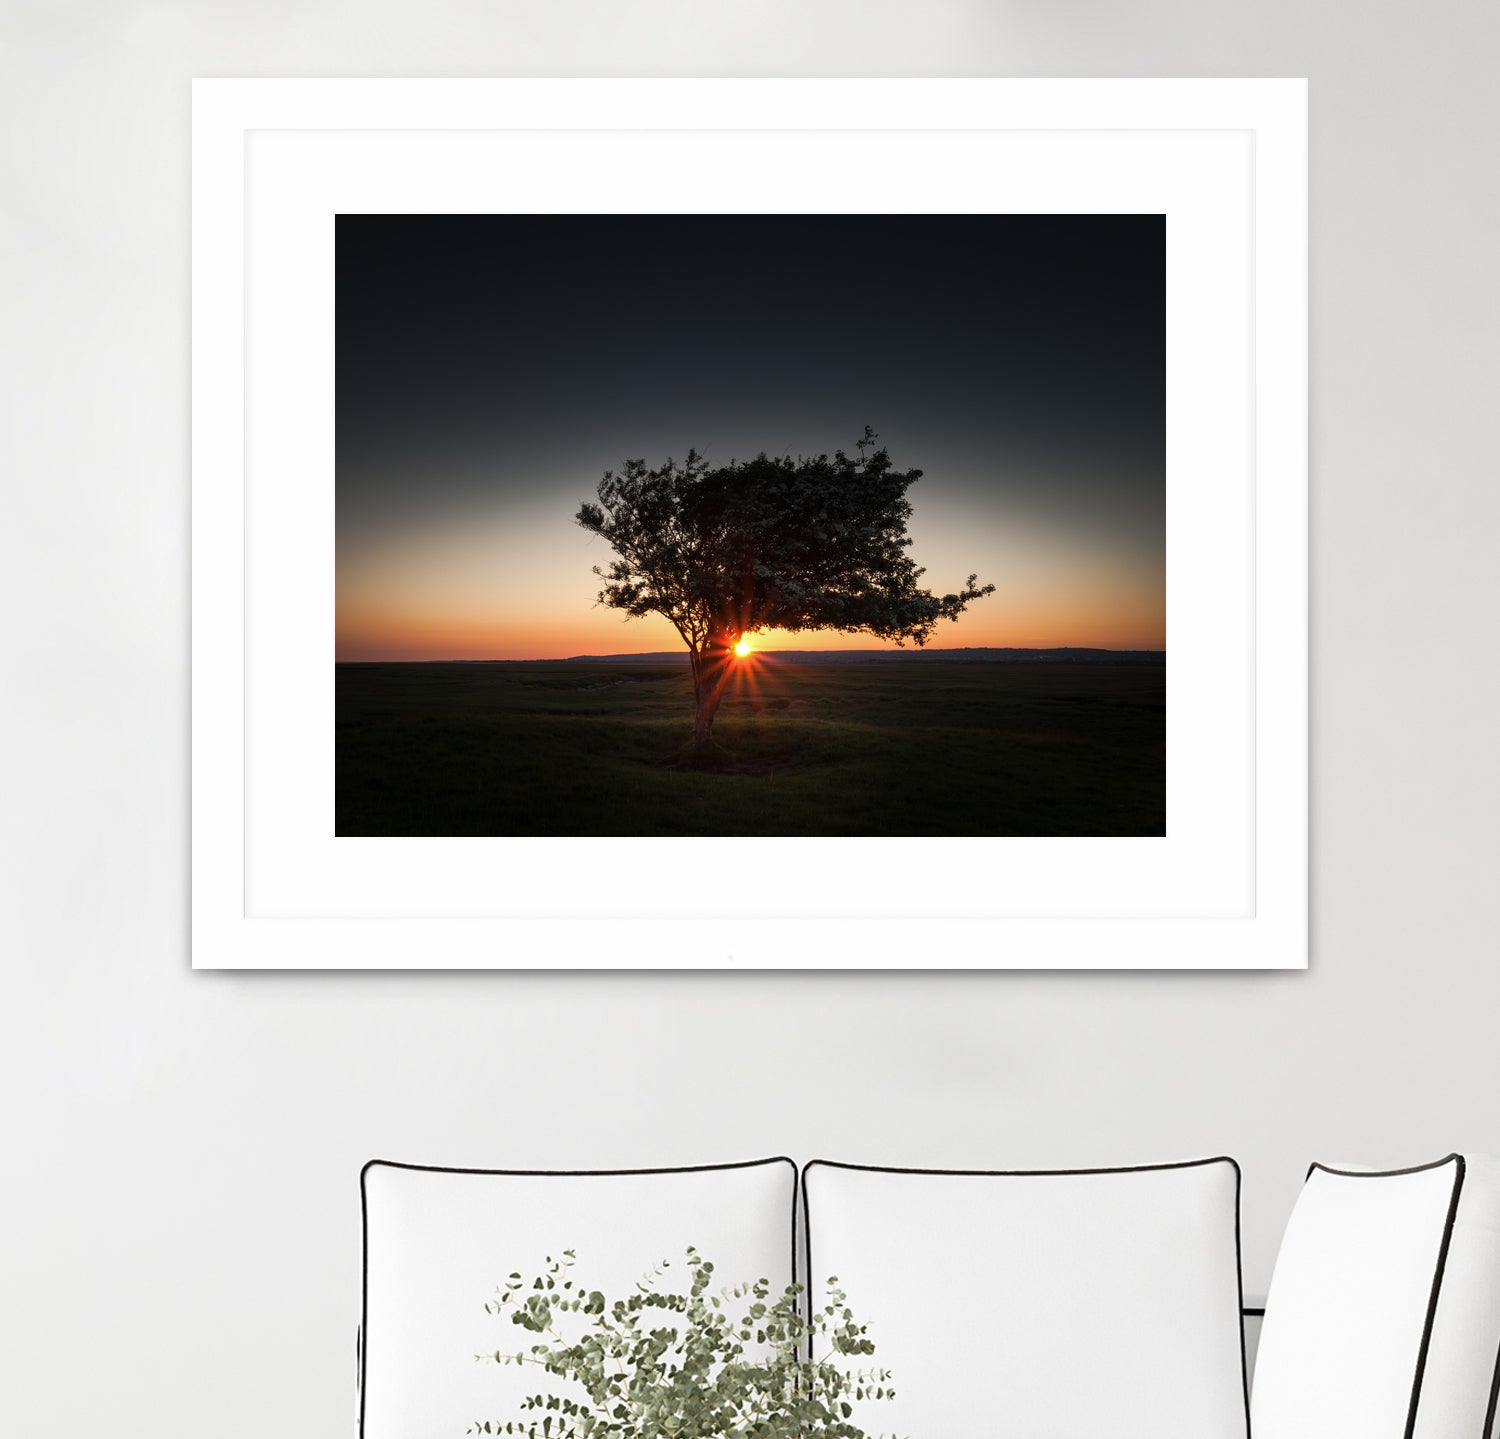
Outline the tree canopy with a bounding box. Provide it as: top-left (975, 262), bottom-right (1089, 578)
top-left (576, 429), bottom-right (994, 744)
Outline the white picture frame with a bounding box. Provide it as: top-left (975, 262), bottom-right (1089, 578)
top-left (192, 78), bottom-right (1306, 969)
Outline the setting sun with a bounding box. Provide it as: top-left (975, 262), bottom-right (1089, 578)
top-left (733, 638), bottom-right (752, 658)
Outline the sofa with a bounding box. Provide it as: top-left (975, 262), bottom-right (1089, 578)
top-left (359, 1153), bottom-right (1500, 1438)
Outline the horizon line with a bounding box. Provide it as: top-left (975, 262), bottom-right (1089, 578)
top-left (336, 643), bottom-right (1168, 664)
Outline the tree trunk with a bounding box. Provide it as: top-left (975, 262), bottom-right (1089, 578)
top-left (690, 633), bottom-right (736, 744)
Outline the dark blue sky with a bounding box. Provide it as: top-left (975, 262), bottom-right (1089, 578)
top-left (336, 214), bottom-right (1164, 659)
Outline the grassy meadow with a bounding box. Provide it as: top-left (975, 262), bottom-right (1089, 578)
top-left (335, 657), bottom-right (1164, 837)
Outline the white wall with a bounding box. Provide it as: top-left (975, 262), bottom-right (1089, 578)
top-left (2, 2), bottom-right (1498, 1435)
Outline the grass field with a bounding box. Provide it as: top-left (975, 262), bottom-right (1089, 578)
top-left (335, 657), bottom-right (1164, 837)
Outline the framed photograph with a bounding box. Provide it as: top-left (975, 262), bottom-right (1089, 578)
top-left (192, 79), bottom-right (1306, 969)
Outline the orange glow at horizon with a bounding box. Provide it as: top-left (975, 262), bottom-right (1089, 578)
top-left (335, 586), bottom-right (1166, 660)
top-left (336, 496), bottom-right (1164, 662)
top-left (335, 601), bottom-right (1165, 661)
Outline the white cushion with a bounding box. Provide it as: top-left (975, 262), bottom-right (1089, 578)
top-left (360, 1158), bottom-right (796, 1439)
top-left (1253, 1153), bottom-right (1500, 1439)
top-left (1424, 1155), bottom-right (1500, 1438)
top-left (802, 1158), bottom-right (1249, 1439)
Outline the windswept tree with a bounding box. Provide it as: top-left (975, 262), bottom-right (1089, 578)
top-left (576, 428), bottom-right (995, 746)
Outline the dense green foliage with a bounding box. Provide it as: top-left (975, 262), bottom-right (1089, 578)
top-left (335, 659), bottom-right (1165, 837)
top-left (471, 1249), bottom-right (895, 1439)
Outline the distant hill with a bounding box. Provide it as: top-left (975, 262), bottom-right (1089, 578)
top-left (338, 647), bottom-right (1166, 667)
top-left (558, 647), bottom-right (1165, 667)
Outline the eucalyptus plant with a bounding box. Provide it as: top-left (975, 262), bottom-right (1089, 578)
top-left (470, 1248), bottom-right (897, 1439)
